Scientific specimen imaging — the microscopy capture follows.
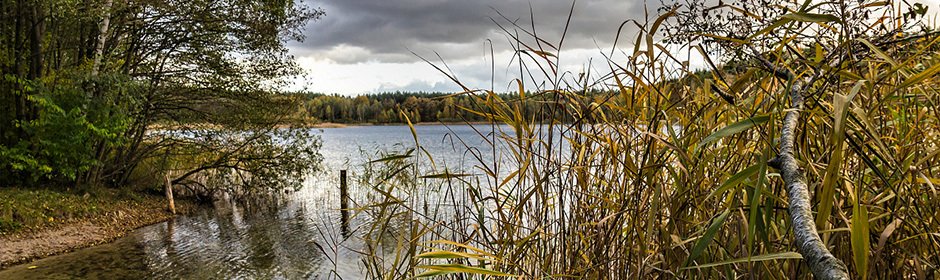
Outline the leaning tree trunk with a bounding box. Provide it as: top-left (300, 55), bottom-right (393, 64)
top-left (751, 48), bottom-right (850, 280)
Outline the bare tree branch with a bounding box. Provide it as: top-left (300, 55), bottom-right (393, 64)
top-left (749, 46), bottom-right (850, 280)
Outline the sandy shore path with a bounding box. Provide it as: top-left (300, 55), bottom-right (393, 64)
top-left (0, 197), bottom-right (194, 269)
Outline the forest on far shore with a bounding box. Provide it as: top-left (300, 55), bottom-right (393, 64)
top-left (286, 89), bottom-right (624, 124)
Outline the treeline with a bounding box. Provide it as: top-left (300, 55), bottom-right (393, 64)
top-left (0, 0), bottom-right (323, 194)
top-left (294, 92), bottom-right (487, 123)
top-left (289, 90), bottom-right (614, 124)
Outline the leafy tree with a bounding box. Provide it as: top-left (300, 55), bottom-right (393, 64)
top-left (0, 0), bottom-right (325, 197)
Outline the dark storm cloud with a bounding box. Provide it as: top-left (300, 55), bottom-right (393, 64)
top-left (292, 0), bottom-right (652, 63)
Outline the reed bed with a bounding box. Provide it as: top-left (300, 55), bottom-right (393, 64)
top-left (346, 2), bottom-right (940, 279)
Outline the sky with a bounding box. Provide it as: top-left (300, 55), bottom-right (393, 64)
top-left (287, 0), bottom-right (940, 95)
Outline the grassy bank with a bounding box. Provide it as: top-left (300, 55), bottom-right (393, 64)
top-left (0, 187), bottom-right (195, 268)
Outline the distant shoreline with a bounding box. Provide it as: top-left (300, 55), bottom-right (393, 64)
top-left (148, 121), bottom-right (523, 131)
top-left (306, 121), bottom-right (496, 128)
top-left (147, 121), bottom-right (499, 131)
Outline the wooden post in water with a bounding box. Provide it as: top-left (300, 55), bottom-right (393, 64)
top-left (164, 174), bottom-right (176, 214)
top-left (339, 170), bottom-right (350, 237)
top-left (340, 170), bottom-right (349, 211)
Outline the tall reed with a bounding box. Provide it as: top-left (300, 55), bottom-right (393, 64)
top-left (350, 1), bottom-right (940, 279)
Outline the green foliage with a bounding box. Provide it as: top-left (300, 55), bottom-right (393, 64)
top-left (0, 72), bottom-right (135, 182)
top-left (0, 0), bottom-right (325, 192)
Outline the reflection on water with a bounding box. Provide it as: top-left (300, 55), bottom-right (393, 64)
top-left (0, 124), bottom-right (517, 279)
top-left (0, 197), bottom-right (354, 279)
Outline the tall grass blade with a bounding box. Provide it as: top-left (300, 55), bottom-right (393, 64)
top-left (683, 252), bottom-right (803, 270)
top-left (898, 62), bottom-right (940, 89)
top-left (698, 115), bottom-right (770, 148)
top-left (780, 12), bottom-right (840, 22)
top-left (686, 209), bottom-right (731, 266)
top-left (851, 202), bottom-right (871, 280)
top-left (817, 81), bottom-right (863, 230)
top-left (706, 163), bottom-right (761, 201)
top-left (416, 264), bottom-right (515, 277)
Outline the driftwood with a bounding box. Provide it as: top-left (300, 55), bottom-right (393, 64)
top-left (751, 46), bottom-right (850, 280)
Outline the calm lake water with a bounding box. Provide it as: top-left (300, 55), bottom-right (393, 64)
top-left (0, 124), bottom-right (524, 279)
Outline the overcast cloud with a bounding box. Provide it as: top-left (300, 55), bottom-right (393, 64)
top-left (291, 0), bottom-right (647, 63)
top-left (289, 0), bottom-right (940, 95)
top-left (287, 0), bottom-right (655, 94)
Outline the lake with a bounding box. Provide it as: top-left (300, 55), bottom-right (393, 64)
top-left (0, 124), bottom-right (526, 279)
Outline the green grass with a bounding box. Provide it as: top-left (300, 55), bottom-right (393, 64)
top-left (0, 187), bottom-right (151, 234)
